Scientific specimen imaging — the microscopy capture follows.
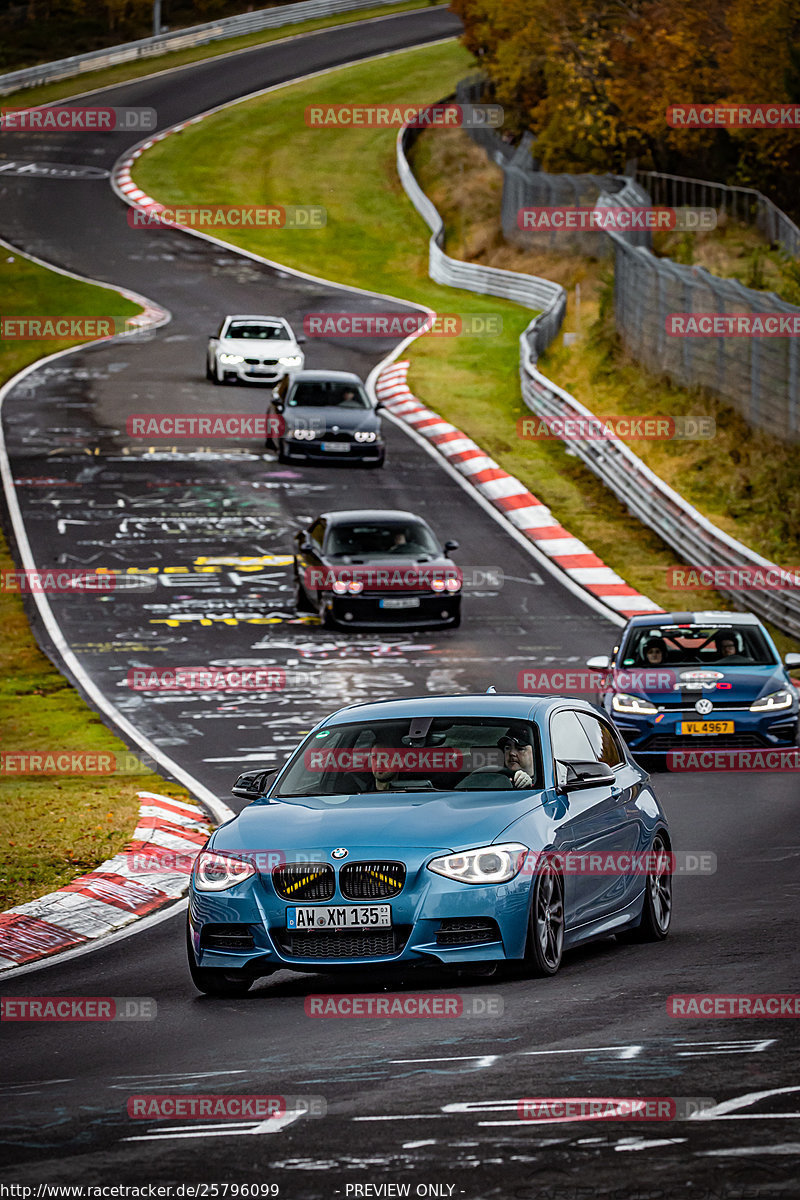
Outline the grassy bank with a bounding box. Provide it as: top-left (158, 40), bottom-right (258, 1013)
top-left (0, 253), bottom-right (191, 909)
top-left (132, 41), bottom-right (800, 654)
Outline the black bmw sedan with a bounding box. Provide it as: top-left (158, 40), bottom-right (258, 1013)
top-left (266, 369), bottom-right (384, 466)
top-left (294, 509), bottom-right (462, 629)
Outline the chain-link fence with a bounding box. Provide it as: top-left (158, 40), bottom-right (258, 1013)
top-left (637, 170), bottom-right (800, 258)
top-left (456, 75), bottom-right (800, 442)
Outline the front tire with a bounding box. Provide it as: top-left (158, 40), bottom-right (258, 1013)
top-left (525, 859), bottom-right (564, 976)
top-left (186, 921), bottom-right (254, 997)
top-left (619, 832), bottom-right (672, 943)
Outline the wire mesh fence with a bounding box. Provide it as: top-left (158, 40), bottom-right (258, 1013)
top-left (456, 75), bottom-right (800, 442)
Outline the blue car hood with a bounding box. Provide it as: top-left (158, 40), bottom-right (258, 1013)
top-left (213, 789), bottom-right (544, 855)
top-left (626, 664), bottom-right (792, 703)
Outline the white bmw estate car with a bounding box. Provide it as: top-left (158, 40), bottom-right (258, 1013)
top-left (206, 315), bottom-right (305, 386)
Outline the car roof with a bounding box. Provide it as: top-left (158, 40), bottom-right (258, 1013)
top-left (318, 509), bottom-right (429, 526)
top-left (223, 315), bottom-right (287, 323)
top-left (288, 369), bottom-right (364, 383)
top-left (625, 611), bottom-right (763, 628)
top-left (317, 693), bottom-right (601, 726)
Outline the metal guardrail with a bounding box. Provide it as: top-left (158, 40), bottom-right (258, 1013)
top-left (397, 125), bottom-right (567, 358)
top-left (0, 0), bottom-right (412, 96)
top-left (396, 114), bottom-right (800, 640)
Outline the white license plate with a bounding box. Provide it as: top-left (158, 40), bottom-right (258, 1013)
top-left (286, 904), bottom-right (391, 930)
top-left (321, 442), bottom-right (350, 452)
top-left (379, 597), bottom-right (421, 609)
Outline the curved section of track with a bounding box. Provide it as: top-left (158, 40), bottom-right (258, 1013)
top-left (1, 9), bottom-right (798, 1194)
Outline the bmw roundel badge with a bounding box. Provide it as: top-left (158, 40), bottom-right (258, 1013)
top-left (331, 847), bottom-right (348, 859)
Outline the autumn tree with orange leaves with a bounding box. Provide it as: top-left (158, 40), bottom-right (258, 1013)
top-left (451, 0), bottom-right (800, 216)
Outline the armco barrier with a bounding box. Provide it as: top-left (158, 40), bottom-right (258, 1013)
top-left (0, 0), bottom-right (411, 96)
top-left (397, 125), bottom-right (566, 359)
top-left (397, 116), bottom-right (800, 641)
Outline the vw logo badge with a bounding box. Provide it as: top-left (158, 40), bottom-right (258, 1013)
top-left (331, 847), bottom-right (348, 860)
top-left (695, 697), bottom-right (714, 715)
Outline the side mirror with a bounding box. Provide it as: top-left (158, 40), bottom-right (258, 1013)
top-left (231, 767), bottom-right (278, 799)
top-left (586, 654), bottom-right (610, 670)
top-left (374, 400), bottom-right (384, 411)
top-left (444, 540), bottom-right (459, 555)
top-left (273, 400), bottom-right (284, 413)
top-left (784, 653), bottom-right (800, 668)
top-left (296, 333), bottom-right (307, 344)
top-left (556, 759), bottom-right (616, 793)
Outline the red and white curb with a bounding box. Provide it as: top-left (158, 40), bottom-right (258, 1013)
top-left (0, 792), bottom-right (211, 971)
top-left (376, 362), bottom-right (662, 619)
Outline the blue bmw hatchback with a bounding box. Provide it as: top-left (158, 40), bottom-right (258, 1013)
top-left (587, 611), bottom-right (800, 757)
top-left (187, 694), bottom-right (672, 995)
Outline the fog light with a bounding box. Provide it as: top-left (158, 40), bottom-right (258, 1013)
top-left (344, 612), bottom-right (353, 621)
top-left (441, 609), bottom-right (449, 618)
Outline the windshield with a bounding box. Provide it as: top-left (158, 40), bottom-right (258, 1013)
top-left (275, 717), bottom-right (542, 796)
top-left (620, 623), bottom-right (777, 667)
top-left (325, 521), bottom-right (440, 560)
top-left (226, 322), bottom-right (288, 340)
top-left (287, 381), bottom-right (370, 409)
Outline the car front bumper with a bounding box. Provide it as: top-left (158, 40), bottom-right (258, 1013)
top-left (611, 704), bottom-right (798, 754)
top-left (321, 591), bottom-right (460, 629)
top-left (188, 849), bottom-right (531, 974)
top-left (280, 437), bottom-right (384, 463)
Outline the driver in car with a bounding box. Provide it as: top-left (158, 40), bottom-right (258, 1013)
top-left (498, 726), bottom-right (536, 788)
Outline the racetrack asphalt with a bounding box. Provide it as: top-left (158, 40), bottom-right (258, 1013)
top-left (1, 8), bottom-right (798, 1195)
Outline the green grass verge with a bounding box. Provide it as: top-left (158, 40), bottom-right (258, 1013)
top-left (132, 41), bottom-right (800, 657)
top-left (0, 1), bottom-right (433, 109)
top-left (0, 253), bottom-right (192, 909)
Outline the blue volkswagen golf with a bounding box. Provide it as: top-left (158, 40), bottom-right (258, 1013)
top-left (587, 611), bottom-right (800, 757)
top-left (187, 694), bottom-right (672, 996)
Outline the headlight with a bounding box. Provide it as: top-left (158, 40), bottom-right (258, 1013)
top-left (445, 577), bottom-right (461, 593)
top-left (291, 427), bottom-right (316, 440)
top-left (194, 850), bottom-right (255, 891)
top-left (278, 355), bottom-right (303, 367)
top-left (332, 579), bottom-right (363, 594)
top-left (355, 431), bottom-right (377, 443)
top-left (750, 689), bottom-right (795, 712)
top-left (612, 693), bottom-right (658, 715)
top-left (428, 842), bottom-right (528, 885)
top-left (218, 353), bottom-right (244, 364)
top-left (430, 578), bottom-right (446, 593)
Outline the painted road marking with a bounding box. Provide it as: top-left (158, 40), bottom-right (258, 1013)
top-left (123, 1108), bottom-right (307, 1141)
